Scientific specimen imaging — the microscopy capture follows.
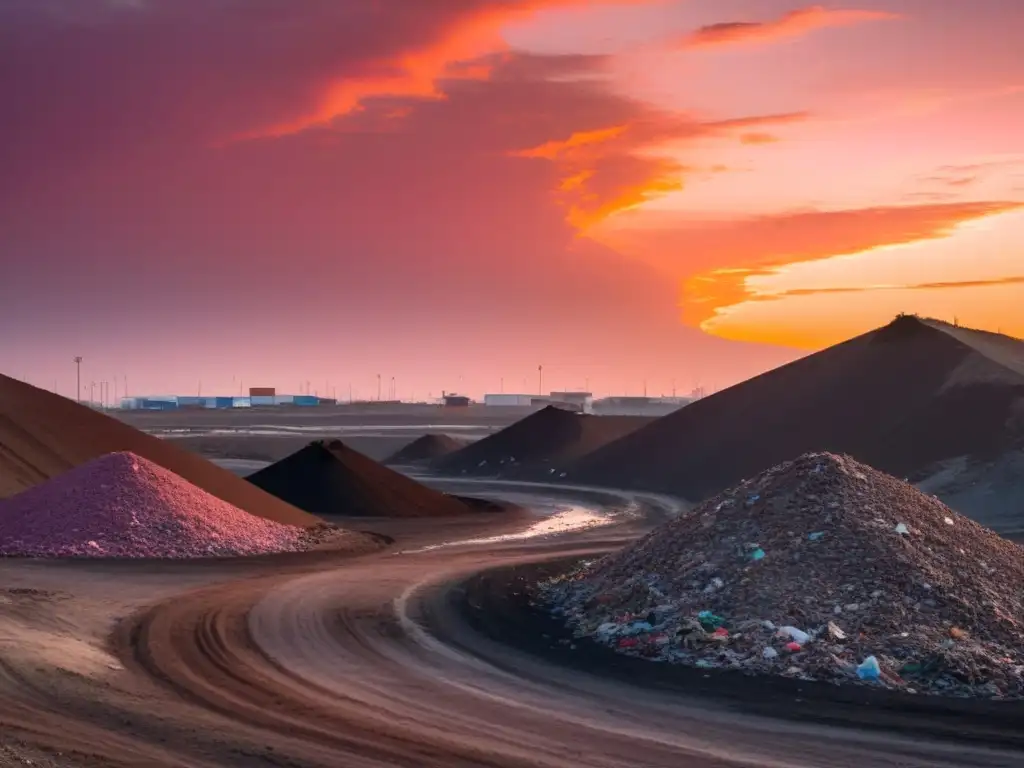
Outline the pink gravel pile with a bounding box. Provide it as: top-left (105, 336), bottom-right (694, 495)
top-left (0, 451), bottom-right (311, 558)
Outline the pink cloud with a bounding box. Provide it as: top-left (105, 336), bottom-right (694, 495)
top-left (685, 6), bottom-right (901, 49)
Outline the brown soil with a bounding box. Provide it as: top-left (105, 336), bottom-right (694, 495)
top-left (569, 316), bottom-right (1024, 506)
top-left (0, 375), bottom-right (321, 528)
top-left (385, 433), bottom-right (470, 465)
top-left (247, 439), bottom-right (477, 517)
top-left (433, 406), bottom-right (651, 477)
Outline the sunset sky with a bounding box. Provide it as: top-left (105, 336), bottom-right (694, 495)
top-left (2, 0), bottom-right (1022, 399)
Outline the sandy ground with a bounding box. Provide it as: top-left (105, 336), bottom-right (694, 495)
top-left (0, 475), bottom-right (1020, 767)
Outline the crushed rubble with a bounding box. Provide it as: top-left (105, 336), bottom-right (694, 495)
top-left (539, 452), bottom-right (1024, 699)
top-left (0, 451), bottom-right (329, 558)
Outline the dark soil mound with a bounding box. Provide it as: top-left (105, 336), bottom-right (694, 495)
top-left (246, 439), bottom-right (473, 517)
top-left (433, 406), bottom-right (651, 477)
top-left (569, 316), bottom-right (1024, 502)
top-left (385, 433), bottom-right (470, 465)
top-left (0, 374), bottom-right (320, 528)
top-left (543, 452), bottom-right (1024, 698)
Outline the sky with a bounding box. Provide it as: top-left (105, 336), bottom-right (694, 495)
top-left (1, 0), bottom-right (1022, 400)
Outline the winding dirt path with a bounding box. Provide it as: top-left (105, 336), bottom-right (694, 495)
top-left (0, 485), bottom-right (1021, 766)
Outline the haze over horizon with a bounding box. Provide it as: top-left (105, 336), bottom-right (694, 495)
top-left (2, 0), bottom-right (1022, 399)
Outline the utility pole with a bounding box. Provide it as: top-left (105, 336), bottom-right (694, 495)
top-left (377, 373), bottom-right (381, 401)
top-left (73, 357), bottom-right (82, 403)
top-left (538, 365), bottom-right (543, 395)
top-left (643, 379), bottom-right (648, 397)
top-left (391, 376), bottom-right (395, 400)
top-left (90, 381), bottom-right (95, 406)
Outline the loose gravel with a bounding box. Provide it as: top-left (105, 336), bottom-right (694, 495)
top-left (0, 451), bottom-right (317, 558)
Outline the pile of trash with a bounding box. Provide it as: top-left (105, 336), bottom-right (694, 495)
top-left (540, 452), bottom-right (1024, 698)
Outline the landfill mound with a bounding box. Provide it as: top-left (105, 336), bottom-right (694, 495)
top-left (0, 452), bottom-right (322, 558)
top-left (567, 317), bottom-right (1024, 523)
top-left (432, 406), bottom-right (651, 478)
top-left (542, 452), bottom-right (1024, 698)
top-left (0, 374), bottom-right (322, 528)
top-left (247, 439), bottom-right (474, 517)
top-left (385, 434), bottom-right (470, 465)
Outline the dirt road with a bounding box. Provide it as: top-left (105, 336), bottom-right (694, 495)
top-left (0, 482), bottom-right (1020, 767)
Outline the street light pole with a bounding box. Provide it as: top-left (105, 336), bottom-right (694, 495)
top-left (73, 357), bottom-right (82, 403)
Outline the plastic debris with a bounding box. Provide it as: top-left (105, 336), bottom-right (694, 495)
top-left (779, 626), bottom-right (810, 645)
top-left (895, 523), bottom-right (909, 535)
top-left (762, 647), bottom-right (779, 659)
top-left (808, 531), bottom-right (825, 541)
top-left (944, 516), bottom-right (954, 526)
top-left (785, 641), bottom-right (803, 653)
top-left (856, 656), bottom-right (881, 681)
top-left (749, 548), bottom-right (766, 561)
top-left (697, 610), bottom-right (725, 631)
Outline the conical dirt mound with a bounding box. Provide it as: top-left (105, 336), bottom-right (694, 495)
top-left (569, 316), bottom-right (1024, 507)
top-left (0, 374), bottom-right (320, 528)
top-left (433, 406), bottom-right (650, 477)
top-left (247, 439), bottom-right (472, 517)
top-left (543, 452), bottom-right (1024, 697)
top-left (0, 452), bottom-right (315, 558)
top-left (385, 434), bottom-right (469, 465)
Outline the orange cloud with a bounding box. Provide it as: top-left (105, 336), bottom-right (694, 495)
top-left (745, 275), bottom-right (1024, 301)
top-left (514, 111), bottom-right (809, 232)
top-left (244, 0), bottom-right (655, 140)
top-left (513, 126), bottom-right (628, 160)
top-left (679, 202), bottom-right (1023, 327)
top-left (594, 201), bottom-right (1023, 326)
top-left (740, 132), bottom-right (779, 144)
top-left (685, 6), bottom-right (901, 49)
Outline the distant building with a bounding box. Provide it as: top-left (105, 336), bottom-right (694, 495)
top-left (249, 387), bottom-right (275, 397)
top-left (118, 389), bottom-right (329, 410)
top-left (442, 394), bottom-right (471, 407)
top-left (548, 391), bottom-right (594, 413)
top-left (483, 393), bottom-right (534, 406)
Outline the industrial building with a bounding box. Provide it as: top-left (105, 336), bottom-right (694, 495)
top-left (119, 393), bottom-right (322, 410)
top-left (482, 391), bottom-right (594, 413)
top-left (483, 394), bottom-right (534, 406)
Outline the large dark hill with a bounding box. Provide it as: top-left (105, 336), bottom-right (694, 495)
top-left (569, 316), bottom-right (1024, 505)
top-left (432, 405), bottom-right (651, 477)
top-left (247, 439), bottom-right (473, 517)
top-left (385, 433), bottom-right (469, 465)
